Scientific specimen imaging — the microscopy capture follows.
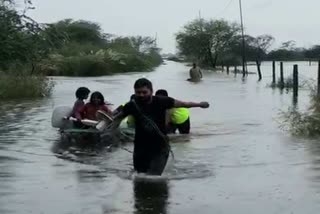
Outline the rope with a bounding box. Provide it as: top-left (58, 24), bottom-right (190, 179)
top-left (105, 141), bottom-right (133, 154)
top-left (119, 147), bottom-right (133, 154)
top-left (2, 148), bottom-right (60, 157)
top-left (132, 100), bottom-right (175, 160)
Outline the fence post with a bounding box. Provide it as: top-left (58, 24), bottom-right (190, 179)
top-left (272, 61), bottom-right (276, 84)
top-left (293, 64), bottom-right (298, 98)
top-left (318, 60), bottom-right (320, 96)
top-left (280, 62), bottom-right (284, 88)
top-left (227, 65), bottom-right (230, 75)
top-left (235, 65), bottom-right (237, 76)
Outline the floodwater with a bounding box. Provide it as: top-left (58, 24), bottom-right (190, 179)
top-left (1, 61), bottom-right (320, 214)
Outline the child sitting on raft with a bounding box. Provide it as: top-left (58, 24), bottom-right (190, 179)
top-left (75, 91), bottom-right (113, 122)
top-left (71, 87), bottom-right (90, 118)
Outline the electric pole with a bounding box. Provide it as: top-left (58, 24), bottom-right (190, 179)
top-left (239, 0), bottom-right (246, 78)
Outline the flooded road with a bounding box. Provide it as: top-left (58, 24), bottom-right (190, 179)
top-left (1, 61), bottom-right (320, 214)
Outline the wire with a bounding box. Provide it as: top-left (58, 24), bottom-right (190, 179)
top-left (214, 0), bottom-right (235, 17)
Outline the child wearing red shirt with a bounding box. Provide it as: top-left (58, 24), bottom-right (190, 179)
top-left (75, 91), bottom-right (112, 121)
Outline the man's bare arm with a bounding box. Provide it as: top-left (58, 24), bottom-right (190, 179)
top-left (110, 112), bottom-right (126, 130)
top-left (174, 100), bottom-right (209, 108)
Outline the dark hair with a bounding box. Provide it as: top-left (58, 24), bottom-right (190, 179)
top-left (155, 89), bottom-right (168, 97)
top-left (193, 62), bottom-right (197, 67)
top-left (75, 87), bottom-right (90, 99)
top-left (134, 78), bottom-right (153, 91)
top-left (90, 91), bottom-right (105, 105)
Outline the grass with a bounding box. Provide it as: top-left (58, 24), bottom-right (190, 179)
top-left (0, 74), bottom-right (55, 99)
top-left (271, 77), bottom-right (294, 89)
top-left (281, 87), bottom-right (320, 137)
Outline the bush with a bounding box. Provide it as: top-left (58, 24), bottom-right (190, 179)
top-left (271, 77), bottom-right (294, 89)
top-left (40, 46), bottom-right (163, 76)
top-left (0, 74), bottom-right (55, 99)
top-left (281, 87), bottom-right (320, 137)
top-left (55, 55), bottom-right (111, 76)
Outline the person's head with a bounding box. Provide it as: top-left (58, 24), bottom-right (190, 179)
top-left (134, 78), bottom-right (153, 103)
top-left (90, 91), bottom-right (105, 106)
top-left (75, 87), bottom-right (90, 100)
top-left (193, 63), bottom-right (197, 68)
top-left (155, 89), bottom-right (168, 97)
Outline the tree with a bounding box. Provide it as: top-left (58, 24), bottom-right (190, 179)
top-left (280, 40), bottom-right (296, 50)
top-left (44, 19), bottom-right (108, 46)
top-left (248, 35), bottom-right (274, 81)
top-left (176, 18), bottom-right (240, 68)
top-left (0, 0), bottom-right (51, 72)
top-left (267, 40), bottom-right (307, 61)
top-left (176, 19), bottom-right (211, 64)
top-left (305, 45), bottom-right (320, 59)
top-left (205, 20), bottom-right (240, 68)
top-left (130, 36), bottom-right (156, 53)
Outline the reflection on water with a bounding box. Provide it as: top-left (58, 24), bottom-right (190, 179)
top-left (133, 178), bottom-right (169, 214)
top-left (76, 169), bottom-right (108, 183)
top-left (302, 140), bottom-right (320, 187)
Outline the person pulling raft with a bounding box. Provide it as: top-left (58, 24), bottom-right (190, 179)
top-left (111, 78), bottom-right (210, 176)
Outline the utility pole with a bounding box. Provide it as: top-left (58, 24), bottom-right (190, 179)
top-left (198, 10), bottom-right (203, 64)
top-left (239, 0), bottom-right (246, 78)
top-left (155, 32), bottom-right (158, 47)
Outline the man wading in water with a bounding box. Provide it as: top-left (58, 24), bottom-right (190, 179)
top-left (189, 63), bottom-right (203, 82)
top-left (112, 78), bottom-right (210, 175)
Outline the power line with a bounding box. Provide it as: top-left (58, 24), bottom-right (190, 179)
top-left (214, 0), bottom-right (236, 17)
top-left (197, 0), bottom-right (235, 20)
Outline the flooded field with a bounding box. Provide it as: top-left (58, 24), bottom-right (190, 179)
top-left (1, 61), bottom-right (320, 214)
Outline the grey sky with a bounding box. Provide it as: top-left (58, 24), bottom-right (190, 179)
top-left (28, 0), bottom-right (320, 53)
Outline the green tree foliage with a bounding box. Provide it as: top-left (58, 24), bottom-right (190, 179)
top-left (0, 0), bottom-right (55, 99)
top-left (246, 35), bottom-right (274, 61)
top-left (267, 41), bottom-right (304, 61)
top-left (176, 18), bottom-right (240, 68)
top-left (0, 0), bottom-right (50, 71)
top-left (0, 1), bottom-right (162, 76)
top-left (0, 0), bottom-right (162, 98)
top-left (176, 18), bottom-right (320, 67)
top-left (38, 19), bottom-right (162, 76)
top-left (243, 35), bottom-right (274, 80)
top-left (305, 45), bottom-right (320, 59)
top-left (44, 19), bottom-right (108, 47)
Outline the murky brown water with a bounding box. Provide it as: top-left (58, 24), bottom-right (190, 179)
top-left (1, 61), bottom-right (320, 214)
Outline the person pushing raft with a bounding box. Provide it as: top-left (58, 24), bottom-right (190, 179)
top-left (155, 89), bottom-right (191, 134)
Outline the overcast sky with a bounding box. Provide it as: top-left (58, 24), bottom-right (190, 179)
top-left (27, 0), bottom-right (320, 53)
